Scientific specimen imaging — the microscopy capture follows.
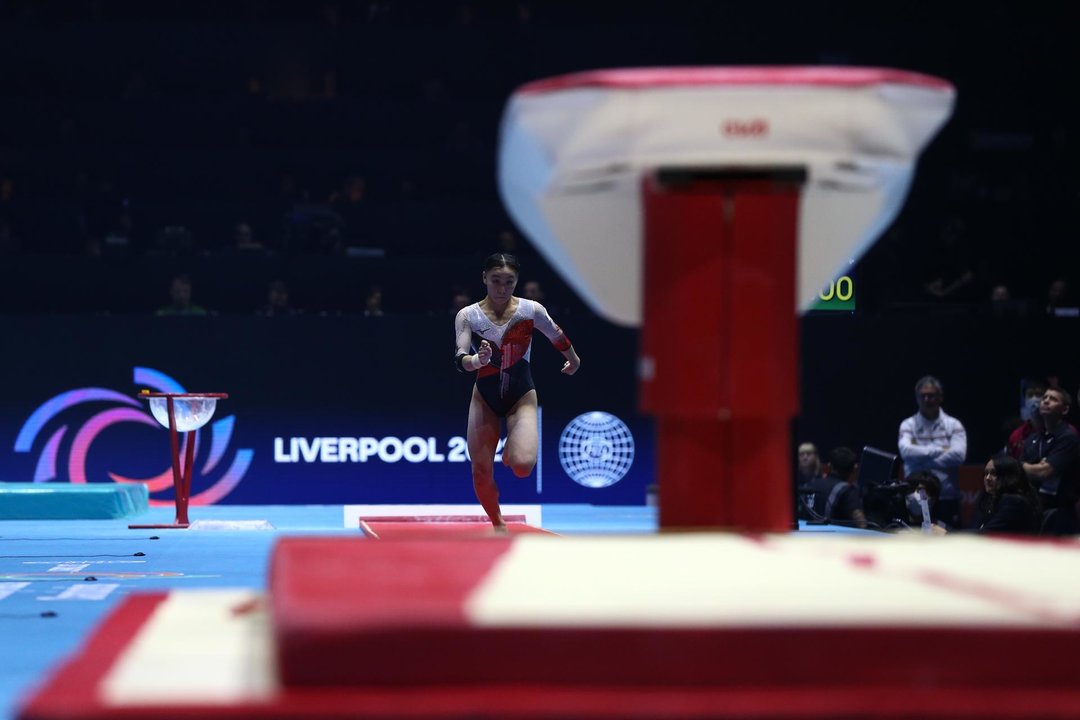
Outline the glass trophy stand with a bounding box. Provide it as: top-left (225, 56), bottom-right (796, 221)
top-left (129, 391), bottom-right (228, 529)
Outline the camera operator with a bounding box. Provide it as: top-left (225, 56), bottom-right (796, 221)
top-left (802, 447), bottom-right (867, 529)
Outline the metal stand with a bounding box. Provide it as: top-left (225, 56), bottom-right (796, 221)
top-left (129, 392), bottom-right (228, 530)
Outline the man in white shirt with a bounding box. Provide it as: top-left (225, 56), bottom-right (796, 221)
top-left (898, 375), bottom-right (967, 499)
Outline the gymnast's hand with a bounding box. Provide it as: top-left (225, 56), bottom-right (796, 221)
top-left (561, 357), bottom-right (580, 375)
top-left (476, 340), bottom-right (493, 366)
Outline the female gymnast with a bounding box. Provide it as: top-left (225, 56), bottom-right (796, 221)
top-left (454, 252), bottom-right (581, 531)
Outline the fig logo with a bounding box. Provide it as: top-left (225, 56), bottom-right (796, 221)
top-left (558, 411), bottom-right (635, 489)
top-left (721, 118), bottom-right (769, 138)
top-left (13, 367), bottom-right (253, 506)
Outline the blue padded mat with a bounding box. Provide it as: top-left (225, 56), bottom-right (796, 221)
top-left (0, 483), bottom-right (149, 520)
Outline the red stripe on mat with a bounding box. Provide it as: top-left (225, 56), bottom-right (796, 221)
top-left (19, 593), bottom-right (167, 720)
top-left (20, 595), bottom-right (1080, 718)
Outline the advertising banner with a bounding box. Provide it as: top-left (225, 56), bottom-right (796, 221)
top-left (0, 316), bottom-right (651, 506)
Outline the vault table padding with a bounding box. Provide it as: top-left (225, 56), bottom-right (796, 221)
top-left (268, 534), bottom-right (1080, 689)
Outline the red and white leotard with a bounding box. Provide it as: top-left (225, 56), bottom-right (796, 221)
top-left (454, 298), bottom-right (571, 416)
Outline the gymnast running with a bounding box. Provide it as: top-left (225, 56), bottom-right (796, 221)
top-left (454, 252), bottom-right (581, 531)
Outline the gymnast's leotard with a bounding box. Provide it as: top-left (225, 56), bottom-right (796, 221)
top-left (454, 298), bottom-right (572, 417)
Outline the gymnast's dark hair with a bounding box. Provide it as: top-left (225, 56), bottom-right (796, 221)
top-left (483, 253), bottom-right (520, 274)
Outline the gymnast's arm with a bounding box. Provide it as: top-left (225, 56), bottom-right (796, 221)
top-left (454, 308), bottom-right (491, 372)
top-left (558, 344), bottom-right (581, 375)
top-left (533, 302), bottom-right (580, 376)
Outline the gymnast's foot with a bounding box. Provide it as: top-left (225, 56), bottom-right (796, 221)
top-left (492, 523), bottom-right (509, 536)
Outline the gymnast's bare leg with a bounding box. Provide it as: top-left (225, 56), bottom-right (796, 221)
top-left (502, 390), bottom-right (538, 479)
top-left (467, 385), bottom-right (506, 531)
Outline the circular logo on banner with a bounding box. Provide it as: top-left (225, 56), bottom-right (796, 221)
top-left (13, 366), bottom-right (252, 505)
top-left (558, 412), bottom-right (635, 488)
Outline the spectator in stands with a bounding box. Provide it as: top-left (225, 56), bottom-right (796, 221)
top-left (495, 228), bottom-right (537, 267)
top-left (1044, 278), bottom-right (1077, 317)
top-left (969, 454), bottom-right (1041, 535)
top-left (801, 446), bottom-right (867, 528)
top-left (1007, 378), bottom-right (1050, 458)
top-left (521, 278), bottom-right (572, 317)
top-left (988, 283), bottom-right (1027, 318)
top-left (230, 221), bottom-right (271, 254)
top-left (1021, 387), bottom-right (1079, 528)
top-left (155, 273), bottom-right (208, 316)
top-left (902, 470), bottom-right (946, 530)
top-left (364, 285), bottom-right (385, 317)
top-left (795, 442), bottom-right (823, 487)
top-left (898, 375), bottom-right (967, 501)
top-left (256, 280), bottom-right (299, 317)
top-left (522, 280), bottom-right (544, 303)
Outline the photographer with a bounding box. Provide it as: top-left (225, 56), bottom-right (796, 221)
top-left (802, 447), bottom-right (867, 529)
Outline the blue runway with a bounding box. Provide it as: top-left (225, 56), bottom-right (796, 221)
top-left (0, 503), bottom-right (652, 720)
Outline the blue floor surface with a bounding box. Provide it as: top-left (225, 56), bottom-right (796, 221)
top-left (0, 503), bottom-right (655, 720)
top-left (0, 503), bottom-right (872, 720)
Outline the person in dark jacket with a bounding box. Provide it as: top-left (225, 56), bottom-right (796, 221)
top-left (970, 454), bottom-right (1041, 535)
top-left (802, 446), bottom-right (867, 528)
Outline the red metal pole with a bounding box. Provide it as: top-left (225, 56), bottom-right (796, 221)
top-left (176, 430), bottom-right (195, 526)
top-left (166, 396), bottom-right (187, 526)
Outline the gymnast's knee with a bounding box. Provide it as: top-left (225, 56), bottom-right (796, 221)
top-left (506, 455), bottom-right (535, 478)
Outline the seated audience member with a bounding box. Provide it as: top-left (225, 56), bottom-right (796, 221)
top-left (256, 280), bottom-right (299, 317)
top-left (1021, 387), bottom-right (1079, 533)
top-left (801, 446), bottom-right (867, 529)
top-left (969, 454), bottom-right (1041, 535)
top-left (522, 279), bottom-right (544, 303)
top-left (155, 273), bottom-right (208, 316)
top-left (1006, 378), bottom-right (1079, 459)
top-left (795, 442), bottom-right (823, 487)
top-left (902, 470), bottom-right (947, 530)
top-left (1044, 278), bottom-right (1078, 317)
top-left (1007, 378), bottom-right (1048, 457)
top-left (522, 278), bottom-right (570, 316)
top-left (224, 221), bottom-right (272, 255)
top-left (988, 283), bottom-right (1027, 318)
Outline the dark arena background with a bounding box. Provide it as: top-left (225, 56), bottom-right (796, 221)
top-left (1, 2), bottom-right (1080, 719)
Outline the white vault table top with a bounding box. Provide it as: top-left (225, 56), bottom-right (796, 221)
top-left (498, 66), bottom-right (956, 326)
